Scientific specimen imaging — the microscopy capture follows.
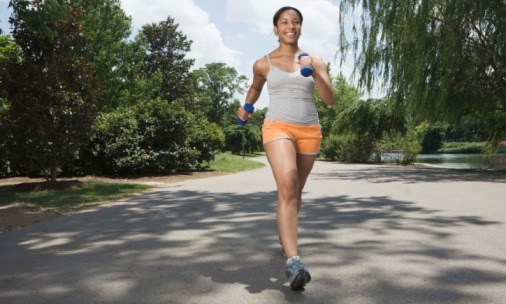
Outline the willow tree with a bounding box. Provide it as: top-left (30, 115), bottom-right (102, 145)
top-left (338, 0), bottom-right (505, 146)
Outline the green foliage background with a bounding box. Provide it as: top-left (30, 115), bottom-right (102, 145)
top-left (0, 0), bottom-right (502, 180)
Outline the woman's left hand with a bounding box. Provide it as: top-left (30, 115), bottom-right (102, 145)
top-left (298, 55), bottom-right (314, 69)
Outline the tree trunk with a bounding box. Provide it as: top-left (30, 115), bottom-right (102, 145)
top-left (51, 161), bottom-right (57, 182)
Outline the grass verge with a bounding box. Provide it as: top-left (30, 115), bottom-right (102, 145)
top-left (0, 182), bottom-right (151, 211)
top-left (0, 152), bottom-right (265, 212)
top-left (208, 152), bottom-right (265, 173)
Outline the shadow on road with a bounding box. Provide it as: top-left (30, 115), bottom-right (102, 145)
top-left (312, 163), bottom-right (506, 184)
top-left (1, 168), bottom-right (505, 303)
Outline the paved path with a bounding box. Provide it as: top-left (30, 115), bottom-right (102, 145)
top-left (1, 157), bottom-right (506, 304)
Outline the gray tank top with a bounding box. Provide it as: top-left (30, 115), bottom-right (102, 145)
top-left (265, 55), bottom-right (319, 125)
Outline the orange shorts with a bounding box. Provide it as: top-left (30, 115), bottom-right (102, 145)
top-left (262, 119), bottom-right (322, 155)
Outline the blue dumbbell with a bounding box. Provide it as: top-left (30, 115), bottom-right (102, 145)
top-left (298, 52), bottom-right (313, 77)
top-left (237, 103), bottom-right (254, 125)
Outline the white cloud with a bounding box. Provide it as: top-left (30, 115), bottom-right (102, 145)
top-left (224, 0), bottom-right (347, 107)
top-left (2, 0), bottom-right (380, 106)
top-left (226, 0), bottom-right (283, 34)
top-left (120, 0), bottom-right (240, 71)
top-left (225, 1), bottom-right (351, 83)
top-left (119, 0), bottom-right (381, 106)
top-left (226, 1), bottom-right (341, 67)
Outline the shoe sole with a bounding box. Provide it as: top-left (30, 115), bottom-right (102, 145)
top-left (290, 269), bottom-right (311, 290)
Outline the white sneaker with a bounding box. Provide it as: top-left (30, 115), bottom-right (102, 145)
top-left (285, 255), bottom-right (311, 290)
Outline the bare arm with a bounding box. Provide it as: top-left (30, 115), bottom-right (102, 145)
top-left (299, 55), bottom-right (336, 106)
top-left (237, 58), bottom-right (268, 120)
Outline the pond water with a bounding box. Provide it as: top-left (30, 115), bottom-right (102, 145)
top-left (415, 153), bottom-right (506, 171)
top-left (382, 153), bottom-right (506, 170)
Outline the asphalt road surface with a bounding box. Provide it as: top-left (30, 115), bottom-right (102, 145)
top-left (1, 157), bottom-right (505, 304)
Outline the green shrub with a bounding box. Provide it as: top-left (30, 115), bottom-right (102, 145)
top-left (376, 123), bottom-right (426, 165)
top-left (397, 123), bottom-right (425, 164)
top-left (438, 142), bottom-right (485, 154)
top-left (188, 116), bottom-right (225, 169)
top-left (421, 126), bottom-right (444, 153)
top-left (322, 98), bottom-right (409, 164)
top-left (223, 124), bottom-right (262, 154)
top-left (320, 135), bottom-right (343, 161)
top-left (222, 101), bottom-right (264, 154)
top-left (321, 134), bottom-right (375, 163)
top-left (74, 99), bottom-right (224, 175)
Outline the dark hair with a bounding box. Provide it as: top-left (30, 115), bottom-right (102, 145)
top-left (272, 6), bottom-right (303, 25)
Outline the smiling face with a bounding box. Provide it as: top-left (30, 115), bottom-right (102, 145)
top-left (274, 9), bottom-right (302, 45)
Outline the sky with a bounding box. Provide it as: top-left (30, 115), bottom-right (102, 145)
top-left (0, 0), bottom-right (382, 108)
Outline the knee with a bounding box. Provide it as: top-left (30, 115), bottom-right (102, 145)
top-left (278, 178), bottom-right (299, 202)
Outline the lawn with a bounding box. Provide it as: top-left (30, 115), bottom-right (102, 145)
top-left (0, 152), bottom-right (265, 212)
top-left (0, 181), bottom-right (151, 210)
top-left (207, 151), bottom-right (265, 173)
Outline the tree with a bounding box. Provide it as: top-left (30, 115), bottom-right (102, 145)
top-left (0, 35), bottom-right (21, 65)
top-left (0, 35), bottom-right (22, 176)
top-left (7, 0), bottom-right (69, 37)
top-left (317, 70), bottom-right (420, 163)
top-left (74, 0), bottom-right (144, 112)
top-left (191, 62), bottom-right (248, 125)
top-left (338, 0), bottom-right (506, 145)
top-left (316, 72), bottom-right (362, 138)
top-left (222, 100), bottom-right (264, 154)
top-left (0, 1), bottom-right (99, 181)
top-left (140, 17), bottom-right (195, 103)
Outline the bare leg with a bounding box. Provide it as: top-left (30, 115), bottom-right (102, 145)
top-left (264, 139), bottom-right (317, 258)
top-left (296, 153), bottom-right (317, 213)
